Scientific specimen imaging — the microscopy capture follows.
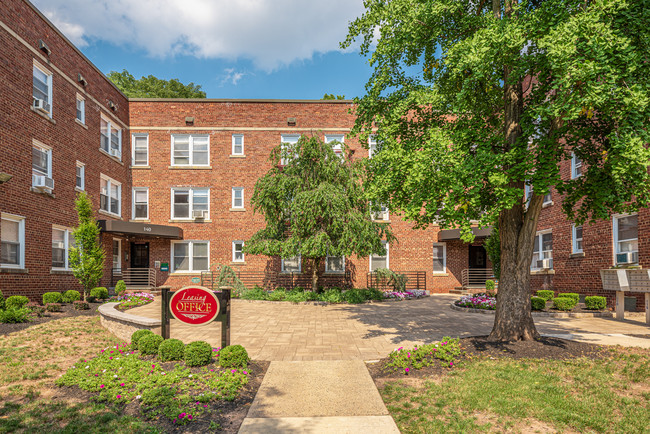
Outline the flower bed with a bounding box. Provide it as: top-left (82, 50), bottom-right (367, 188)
top-left (455, 293), bottom-right (496, 310)
top-left (377, 337), bottom-right (463, 375)
top-left (384, 290), bottom-right (427, 300)
top-left (109, 292), bottom-right (155, 311)
top-left (235, 286), bottom-right (428, 304)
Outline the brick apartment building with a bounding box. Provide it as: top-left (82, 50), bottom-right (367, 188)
top-left (0, 0), bottom-right (646, 311)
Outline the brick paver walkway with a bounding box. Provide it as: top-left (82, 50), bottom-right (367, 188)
top-left (128, 295), bottom-right (650, 361)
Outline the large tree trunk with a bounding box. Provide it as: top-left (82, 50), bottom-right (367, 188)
top-left (311, 258), bottom-right (320, 293)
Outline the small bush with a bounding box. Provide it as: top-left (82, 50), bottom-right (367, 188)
top-left (115, 280), bottom-right (127, 297)
top-left (87, 295), bottom-right (97, 303)
top-left (321, 288), bottom-right (344, 304)
top-left (557, 292), bottom-right (580, 304)
top-left (62, 290), bottom-right (81, 303)
top-left (158, 339), bottom-right (185, 362)
top-left (268, 289), bottom-right (287, 301)
top-left (531, 296), bottom-right (546, 311)
top-left (552, 297), bottom-right (577, 311)
top-left (26, 302), bottom-right (45, 317)
top-left (585, 296), bottom-right (607, 310)
top-left (364, 287), bottom-right (385, 301)
top-left (45, 303), bottom-right (61, 312)
top-left (73, 300), bottom-right (90, 310)
top-left (219, 345), bottom-right (249, 369)
top-left (0, 308), bottom-right (30, 323)
top-left (184, 341), bottom-right (213, 367)
top-left (138, 334), bottom-right (164, 355)
top-left (241, 287), bottom-right (268, 300)
top-left (42, 292), bottom-right (63, 305)
top-left (90, 287), bottom-right (109, 300)
top-left (285, 290), bottom-right (309, 303)
top-left (6, 295), bottom-right (30, 309)
top-left (485, 280), bottom-right (496, 292)
top-left (0, 289), bottom-right (5, 310)
top-left (343, 288), bottom-right (367, 304)
top-left (131, 329), bottom-right (154, 349)
top-left (536, 290), bottom-right (554, 301)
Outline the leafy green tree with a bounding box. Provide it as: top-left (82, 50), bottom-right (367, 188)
top-left (107, 70), bottom-right (206, 98)
top-left (245, 134), bottom-right (394, 292)
top-left (69, 192), bottom-right (105, 301)
top-left (322, 93), bottom-right (346, 100)
top-left (484, 224), bottom-right (501, 280)
top-left (344, 0), bottom-right (650, 340)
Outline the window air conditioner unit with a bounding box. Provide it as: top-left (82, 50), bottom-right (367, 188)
top-left (32, 174), bottom-right (54, 191)
top-left (616, 252), bottom-right (638, 265)
top-left (33, 98), bottom-right (47, 112)
top-left (536, 258), bottom-right (552, 269)
top-left (109, 148), bottom-right (120, 157)
top-left (192, 209), bottom-right (207, 219)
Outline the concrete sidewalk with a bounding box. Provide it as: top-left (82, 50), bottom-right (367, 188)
top-left (238, 360), bottom-right (399, 433)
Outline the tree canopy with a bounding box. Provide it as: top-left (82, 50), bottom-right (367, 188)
top-left (322, 93), bottom-right (346, 100)
top-left (344, 0), bottom-right (650, 340)
top-left (69, 192), bottom-right (105, 300)
top-left (245, 134), bottom-right (393, 291)
top-left (107, 70), bottom-right (206, 98)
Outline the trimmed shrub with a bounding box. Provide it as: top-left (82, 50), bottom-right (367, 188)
top-left (0, 308), bottom-right (30, 323)
top-left (158, 339), bottom-right (185, 362)
top-left (219, 345), bottom-right (249, 369)
top-left (6, 295), bottom-right (30, 309)
top-left (585, 296), bottom-right (607, 310)
top-left (131, 329), bottom-right (154, 349)
top-left (26, 302), bottom-right (45, 317)
top-left (73, 300), bottom-right (90, 310)
top-left (0, 289), bottom-right (5, 310)
top-left (536, 290), bottom-right (554, 301)
top-left (139, 334), bottom-right (164, 355)
top-left (485, 280), bottom-right (496, 292)
top-left (268, 289), bottom-right (287, 301)
top-left (184, 341), bottom-right (213, 367)
top-left (115, 280), bottom-right (127, 297)
top-left (90, 287), bottom-right (109, 300)
top-left (63, 290), bottom-right (81, 303)
top-left (552, 297), bottom-right (577, 311)
top-left (531, 296), bottom-right (546, 311)
top-left (557, 292), bottom-right (579, 304)
top-left (45, 303), bottom-right (61, 312)
top-left (43, 292), bottom-right (63, 305)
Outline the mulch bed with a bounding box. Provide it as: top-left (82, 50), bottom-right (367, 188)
top-left (0, 302), bottom-right (102, 335)
top-left (368, 336), bottom-right (606, 380)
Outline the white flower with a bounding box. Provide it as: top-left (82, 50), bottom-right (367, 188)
top-left (136, 395), bottom-right (141, 400)
top-left (102, 369), bottom-right (107, 373)
top-left (85, 366), bottom-right (89, 369)
top-left (188, 374), bottom-right (193, 378)
top-left (113, 375), bottom-right (118, 378)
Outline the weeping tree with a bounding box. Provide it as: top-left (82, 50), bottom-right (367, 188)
top-left (344, 0), bottom-right (650, 340)
top-left (245, 134), bottom-right (394, 292)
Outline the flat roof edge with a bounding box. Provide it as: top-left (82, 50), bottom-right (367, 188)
top-left (128, 98), bottom-right (355, 103)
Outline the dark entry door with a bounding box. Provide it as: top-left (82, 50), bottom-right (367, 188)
top-left (131, 243), bottom-right (149, 268)
top-left (468, 245), bottom-right (488, 285)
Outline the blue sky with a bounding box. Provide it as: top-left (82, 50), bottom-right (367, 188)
top-left (32, 0), bottom-right (375, 99)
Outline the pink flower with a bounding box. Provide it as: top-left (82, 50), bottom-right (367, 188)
top-left (188, 415), bottom-right (192, 420)
top-left (100, 385), bottom-right (104, 388)
top-left (117, 395), bottom-right (121, 399)
top-left (405, 368), bottom-right (410, 373)
top-left (243, 371), bottom-right (248, 375)
top-left (152, 364), bottom-right (155, 368)
top-left (120, 383), bottom-right (125, 386)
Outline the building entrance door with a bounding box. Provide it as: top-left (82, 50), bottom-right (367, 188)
top-left (130, 242), bottom-right (149, 268)
top-left (468, 245), bottom-right (488, 286)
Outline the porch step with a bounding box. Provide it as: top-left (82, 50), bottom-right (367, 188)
top-left (450, 288), bottom-right (469, 295)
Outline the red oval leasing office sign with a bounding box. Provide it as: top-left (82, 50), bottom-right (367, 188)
top-left (169, 286), bottom-right (220, 326)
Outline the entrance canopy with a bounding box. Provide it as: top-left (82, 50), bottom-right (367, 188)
top-left (438, 226), bottom-right (492, 241)
top-left (97, 220), bottom-right (183, 240)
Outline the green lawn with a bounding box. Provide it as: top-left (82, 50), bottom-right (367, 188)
top-left (380, 348), bottom-right (650, 433)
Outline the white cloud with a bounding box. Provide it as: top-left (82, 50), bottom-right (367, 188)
top-left (220, 68), bottom-right (248, 86)
top-left (32, 0), bottom-right (365, 71)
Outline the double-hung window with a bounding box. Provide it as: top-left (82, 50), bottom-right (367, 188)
top-left (280, 135), bottom-right (300, 165)
top-left (172, 134), bottom-right (209, 166)
top-left (52, 226), bottom-right (74, 270)
top-left (231, 187), bottom-right (244, 209)
top-left (76, 162), bottom-right (85, 191)
top-left (572, 225), bottom-right (583, 254)
top-left (76, 95), bottom-right (85, 124)
top-left (132, 188), bottom-right (149, 220)
top-left (232, 241), bottom-right (244, 262)
top-left (32, 142), bottom-right (53, 190)
top-left (232, 134), bottom-right (244, 156)
top-left (172, 241), bottom-right (209, 272)
top-left (1, 214), bottom-right (25, 269)
top-left (172, 188), bottom-right (209, 219)
top-left (112, 239), bottom-right (121, 272)
top-left (325, 135), bottom-right (345, 159)
top-left (101, 116), bottom-right (122, 159)
top-left (369, 135), bottom-right (377, 158)
top-left (132, 134), bottom-right (149, 166)
top-left (32, 63), bottom-right (52, 116)
top-left (370, 241), bottom-right (389, 271)
top-left (525, 184), bottom-right (552, 207)
top-left (281, 256), bottom-right (301, 273)
top-left (531, 231), bottom-right (553, 270)
top-left (571, 153), bottom-right (582, 178)
top-left (100, 175), bottom-right (121, 216)
top-left (613, 214), bottom-right (638, 265)
top-left (432, 243), bottom-right (446, 273)
top-left (325, 254), bottom-right (345, 273)
top-left (371, 203), bottom-right (389, 221)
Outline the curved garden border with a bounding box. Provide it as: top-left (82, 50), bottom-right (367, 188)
top-left (98, 302), bottom-right (161, 342)
top-left (449, 302), bottom-right (614, 318)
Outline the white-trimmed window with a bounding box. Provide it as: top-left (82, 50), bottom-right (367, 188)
top-left (32, 142), bottom-right (53, 189)
top-left (76, 95), bottom-right (85, 124)
top-left (432, 243), bottom-right (446, 273)
top-left (100, 175), bottom-right (121, 216)
top-left (76, 162), bottom-right (85, 191)
top-left (525, 184), bottom-right (552, 207)
top-left (232, 134), bottom-right (244, 156)
top-left (281, 256), bottom-right (301, 273)
top-left (171, 188), bottom-right (209, 219)
top-left (32, 63), bottom-right (52, 116)
top-left (171, 241), bottom-right (209, 272)
top-left (132, 188), bottom-right (149, 220)
top-left (325, 254), bottom-right (345, 273)
top-left (370, 241), bottom-right (389, 271)
top-left (52, 226), bottom-right (74, 270)
top-left (232, 241), bottom-right (244, 262)
top-left (171, 134), bottom-right (209, 166)
top-left (572, 225), bottom-right (583, 254)
top-left (325, 134), bottom-right (345, 159)
top-left (369, 135), bottom-right (377, 158)
top-left (613, 214), bottom-right (638, 265)
top-left (232, 187), bottom-right (244, 209)
top-left (112, 239), bottom-right (121, 272)
top-left (132, 134), bottom-right (149, 166)
top-left (371, 203), bottom-right (389, 221)
top-left (101, 115), bottom-right (122, 159)
top-left (280, 135), bottom-right (300, 165)
top-left (571, 153), bottom-right (582, 179)
top-left (1, 214), bottom-right (25, 269)
top-left (531, 230), bottom-right (553, 270)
